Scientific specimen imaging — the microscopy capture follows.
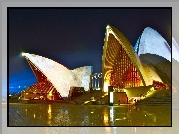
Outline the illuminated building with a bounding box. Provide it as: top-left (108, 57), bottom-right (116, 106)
top-left (20, 25), bottom-right (171, 103)
top-left (21, 53), bottom-right (92, 99)
top-left (102, 25), bottom-right (171, 103)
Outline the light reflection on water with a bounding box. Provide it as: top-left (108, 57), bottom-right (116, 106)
top-left (103, 108), bottom-right (109, 126)
top-left (9, 104), bottom-right (171, 126)
top-left (109, 106), bottom-right (114, 126)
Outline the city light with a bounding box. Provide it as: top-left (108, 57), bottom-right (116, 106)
top-left (110, 92), bottom-right (113, 103)
top-left (104, 83), bottom-right (109, 92)
top-left (21, 52), bottom-right (25, 56)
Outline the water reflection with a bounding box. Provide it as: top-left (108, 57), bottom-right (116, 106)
top-left (54, 109), bottom-right (70, 126)
top-left (25, 108), bottom-right (27, 114)
top-left (9, 104), bottom-right (171, 126)
top-left (82, 115), bottom-right (89, 126)
top-left (103, 107), bottom-right (109, 126)
top-left (109, 106), bottom-right (114, 126)
top-left (47, 104), bottom-right (52, 125)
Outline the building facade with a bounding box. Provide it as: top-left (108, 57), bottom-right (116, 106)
top-left (102, 25), bottom-right (171, 93)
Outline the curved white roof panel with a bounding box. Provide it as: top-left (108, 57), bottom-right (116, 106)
top-left (71, 66), bottom-right (93, 91)
top-left (22, 53), bottom-right (82, 97)
top-left (138, 27), bottom-right (171, 62)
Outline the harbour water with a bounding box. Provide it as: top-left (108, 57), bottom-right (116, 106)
top-left (8, 103), bottom-right (171, 126)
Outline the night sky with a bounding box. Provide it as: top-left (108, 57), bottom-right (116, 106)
top-left (8, 8), bottom-right (171, 93)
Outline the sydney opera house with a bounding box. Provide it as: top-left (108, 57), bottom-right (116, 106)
top-left (20, 25), bottom-right (171, 104)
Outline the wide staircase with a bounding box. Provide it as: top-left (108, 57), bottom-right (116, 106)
top-left (71, 90), bottom-right (108, 105)
top-left (135, 89), bottom-right (171, 106)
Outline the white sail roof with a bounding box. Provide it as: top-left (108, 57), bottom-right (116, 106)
top-left (138, 27), bottom-right (171, 62)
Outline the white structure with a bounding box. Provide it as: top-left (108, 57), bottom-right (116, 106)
top-left (22, 53), bottom-right (92, 97)
top-left (102, 25), bottom-right (169, 92)
top-left (91, 73), bottom-right (102, 88)
top-left (71, 66), bottom-right (93, 91)
top-left (138, 27), bottom-right (171, 62)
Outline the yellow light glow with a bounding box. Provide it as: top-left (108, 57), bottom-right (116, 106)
top-left (104, 83), bottom-right (110, 92)
top-left (48, 105), bottom-right (51, 113)
top-left (104, 114), bottom-right (108, 121)
top-left (48, 105), bottom-right (52, 119)
top-left (106, 25), bottom-right (110, 29)
top-left (49, 91), bottom-right (53, 96)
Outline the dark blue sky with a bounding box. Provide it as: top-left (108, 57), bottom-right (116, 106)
top-left (8, 8), bottom-right (171, 93)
